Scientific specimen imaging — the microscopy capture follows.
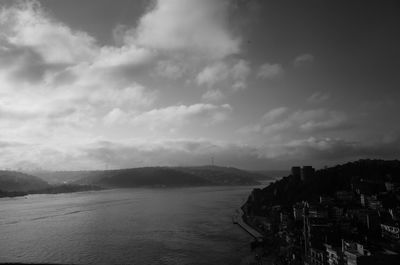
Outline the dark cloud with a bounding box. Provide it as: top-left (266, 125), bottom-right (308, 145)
top-left (0, 42), bottom-right (70, 84)
top-left (276, 137), bottom-right (400, 167)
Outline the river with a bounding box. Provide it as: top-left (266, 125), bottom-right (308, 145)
top-left (0, 183), bottom-right (266, 265)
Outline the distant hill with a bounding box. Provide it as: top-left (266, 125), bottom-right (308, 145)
top-left (59, 166), bottom-right (261, 187)
top-left (175, 166), bottom-right (263, 185)
top-left (0, 170), bottom-right (50, 192)
top-left (0, 171), bottom-right (101, 198)
top-left (28, 170), bottom-right (93, 184)
top-left (250, 170), bottom-right (289, 181)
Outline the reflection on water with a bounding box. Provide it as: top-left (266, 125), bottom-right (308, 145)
top-left (0, 184), bottom-right (264, 265)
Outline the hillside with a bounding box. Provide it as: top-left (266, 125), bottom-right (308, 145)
top-left (72, 166), bottom-right (261, 187)
top-left (29, 170), bottom-right (100, 184)
top-left (176, 166), bottom-right (263, 185)
top-left (0, 171), bottom-right (50, 192)
top-left (253, 159), bottom-right (400, 207)
top-left (0, 171), bottom-right (101, 198)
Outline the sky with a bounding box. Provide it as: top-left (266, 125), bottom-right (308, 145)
top-left (0, 0), bottom-right (399, 171)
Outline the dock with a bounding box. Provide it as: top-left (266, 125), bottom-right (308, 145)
top-left (235, 209), bottom-right (264, 242)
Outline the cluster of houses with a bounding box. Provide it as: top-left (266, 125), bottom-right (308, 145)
top-left (242, 166), bottom-right (400, 265)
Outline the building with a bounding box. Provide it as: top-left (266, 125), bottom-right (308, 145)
top-left (385, 182), bottom-right (395, 191)
top-left (360, 194), bottom-right (367, 207)
top-left (366, 195), bottom-right (382, 210)
top-left (309, 242), bottom-right (326, 265)
top-left (301, 166), bottom-right (315, 181)
top-left (330, 206), bottom-right (344, 220)
top-left (336, 191), bottom-right (354, 202)
top-left (342, 240), bottom-right (371, 265)
top-left (353, 182), bottom-right (375, 196)
top-left (380, 222), bottom-right (400, 242)
top-left (292, 166), bottom-right (301, 179)
top-left (325, 243), bottom-right (344, 265)
top-left (356, 254), bottom-right (400, 265)
top-left (308, 205), bottom-right (329, 219)
top-left (389, 208), bottom-right (400, 221)
top-left (354, 210), bottom-right (380, 232)
top-left (320, 196), bottom-right (334, 205)
top-left (293, 203), bottom-right (304, 221)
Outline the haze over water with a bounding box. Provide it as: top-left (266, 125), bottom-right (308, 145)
top-left (0, 185), bottom-right (264, 265)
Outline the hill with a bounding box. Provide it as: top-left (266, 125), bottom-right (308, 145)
top-left (69, 166), bottom-right (261, 187)
top-left (28, 170), bottom-right (94, 184)
top-left (253, 159), bottom-right (400, 207)
top-left (0, 171), bottom-right (50, 192)
top-left (0, 171), bottom-right (101, 198)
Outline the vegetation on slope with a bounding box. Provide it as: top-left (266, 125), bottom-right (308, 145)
top-left (0, 171), bottom-right (50, 192)
top-left (75, 166), bottom-right (261, 187)
top-left (253, 159), bottom-right (400, 207)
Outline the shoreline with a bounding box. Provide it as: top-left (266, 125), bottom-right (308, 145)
top-left (235, 209), bottom-right (264, 241)
top-left (235, 206), bottom-right (279, 265)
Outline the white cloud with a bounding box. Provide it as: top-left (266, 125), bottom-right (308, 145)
top-left (271, 109), bottom-right (348, 134)
top-left (0, 1), bottom-right (98, 65)
top-left (231, 59), bottom-right (251, 91)
top-left (103, 108), bottom-right (128, 125)
top-left (237, 107), bottom-right (288, 134)
top-left (231, 59), bottom-right (251, 81)
top-left (103, 103), bottom-right (233, 129)
top-left (239, 107), bottom-right (348, 136)
top-left (0, 1), bottom-right (243, 155)
top-left (196, 62), bottom-right (230, 87)
top-left (196, 59), bottom-right (251, 91)
top-left (261, 107), bottom-right (289, 124)
top-left (257, 63), bottom-right (283, 79)
top-left (293, 53), bottom-right (314, 67)
top-left (298, 111), bottom-right (347, 132)
top-left (89, 84), bottom-right (157, 109)
top-left (2, 1), bottom-right (356, 170)
top-left (130, 0), bottom-right (241, 59)
top-left (155, 60), bottom-right (185, 79)
top-left (0, 1), bottom-right (165, 159)
top-left (202, 89), bottom-right (226, 102)
top-left (94, 45), bottom-right (155, 68)
top-left (307, 91), bottom-right (330, 104)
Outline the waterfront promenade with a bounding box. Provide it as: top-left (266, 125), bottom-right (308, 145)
top-left (236, 209), bottom-right (264, 241)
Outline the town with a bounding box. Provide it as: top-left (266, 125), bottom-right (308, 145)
top-left (241, 160), bottom-right (400, 265)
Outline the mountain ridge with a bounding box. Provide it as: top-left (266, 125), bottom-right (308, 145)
top-left (73, 166), bottom-right (261, 187)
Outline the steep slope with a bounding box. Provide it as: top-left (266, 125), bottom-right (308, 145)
top-left (252, 159), bottom-right (400, 207)
top-left (0, 171), bottom-right (50, 192)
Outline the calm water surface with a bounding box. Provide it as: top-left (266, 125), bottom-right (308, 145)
top-left (0, 184), bottom-right (265, 265)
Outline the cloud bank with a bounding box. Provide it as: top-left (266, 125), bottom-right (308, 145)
top-left (0, 1), bottom-right (397, 170)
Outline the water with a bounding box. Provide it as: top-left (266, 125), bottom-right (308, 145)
top-left (0, 184), bottom-right (263, 265)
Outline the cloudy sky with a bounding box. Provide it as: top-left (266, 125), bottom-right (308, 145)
top-left (0, 0), bottom-right (399, 170)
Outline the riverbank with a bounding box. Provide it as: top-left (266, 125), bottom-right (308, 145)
top-left (236, 209), bottom-right (263, 241)
top-left (235, 206), bottom-right (280, 265)
top-left (0, 184), bottom-right (102, 198)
